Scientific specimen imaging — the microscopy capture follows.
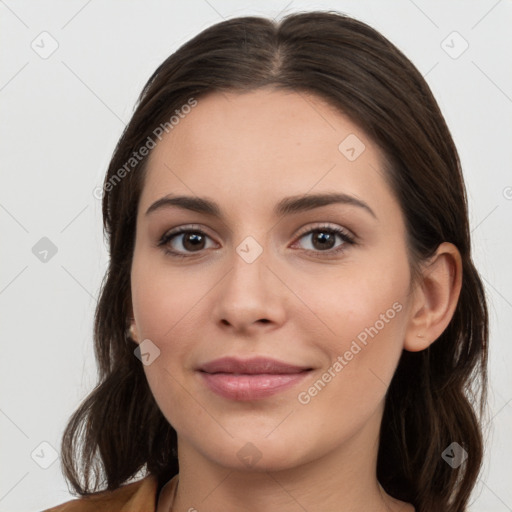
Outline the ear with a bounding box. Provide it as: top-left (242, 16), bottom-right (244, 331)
top-left (404, 242), bottom-right (462, 352)
top-left (127, 305), bottom-right (140, 344)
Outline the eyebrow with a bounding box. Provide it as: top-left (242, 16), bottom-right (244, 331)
top-left (145, 192), bottom-right (376, 219)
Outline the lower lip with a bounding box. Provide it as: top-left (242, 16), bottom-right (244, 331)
top-left (199, 371), bottom-right (311, 400)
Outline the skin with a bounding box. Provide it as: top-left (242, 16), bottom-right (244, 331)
top-left (129, 88), bottom-right (462, 512)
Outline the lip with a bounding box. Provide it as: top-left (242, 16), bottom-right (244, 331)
top-left (197, 356), bottom-right (313, 401)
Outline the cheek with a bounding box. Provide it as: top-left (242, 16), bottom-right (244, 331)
top-left (130, 249), bottom-right (205, 341)
top-left (301, 254), bottom-right (410, 384)
top-left (131, 253), bottom-right (210, 425)
top-left (293, 277), bottom-right (408, 438)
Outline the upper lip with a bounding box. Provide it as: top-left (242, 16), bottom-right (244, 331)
top-left (198, 356), bottom-right (312, 375)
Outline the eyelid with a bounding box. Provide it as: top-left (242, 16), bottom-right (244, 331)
top-left (294, 222), bottom-right (355, 241)
top-left (159, 222), bottom-right (354, 241)
top-left (160, 223), bottom-right (213, 239)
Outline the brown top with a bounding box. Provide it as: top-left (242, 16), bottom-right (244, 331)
top-left (43, 475), bottom-right (179, 512)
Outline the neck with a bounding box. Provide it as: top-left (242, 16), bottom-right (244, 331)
top-left (164, 406), bottom-right (407, 512)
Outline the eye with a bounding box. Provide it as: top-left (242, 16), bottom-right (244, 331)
top-left (292, 224), bottom-right (355, 257)
top-left (158, 225), bottom-right (216, 258)
top-left (158, 223), bottom-right (355, 259)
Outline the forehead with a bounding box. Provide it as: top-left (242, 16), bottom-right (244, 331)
top-left (139, 88), bottom-right (392, 217)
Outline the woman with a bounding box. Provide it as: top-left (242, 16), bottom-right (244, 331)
top-left (45, 10), bottom-right (488, 512)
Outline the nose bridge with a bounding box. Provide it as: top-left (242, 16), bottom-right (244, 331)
top-left (226, 231), bottom-right (272, 301)
top-left (211, 228), bottom-right (284, 329)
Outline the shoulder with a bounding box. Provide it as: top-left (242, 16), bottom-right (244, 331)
top-left (42, 474), bottom-right (158, 512)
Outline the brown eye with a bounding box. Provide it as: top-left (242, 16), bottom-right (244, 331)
top-left (308, 230), bottom-right (337, 250)
top-left (158, 228), bottom-right (216, 257)
top-left (294, 225), bottom-right (355, 256)
top-left (178, 232), bottom-right (207, 252)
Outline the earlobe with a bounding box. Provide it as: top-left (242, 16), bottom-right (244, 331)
top-left (127, 319), bottom-right (139, 344)
top-left (404, 242), bottom-right (462, 352)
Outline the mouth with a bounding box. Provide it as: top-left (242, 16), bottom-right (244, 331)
top-left (197, 356), bottom-right (314, 401)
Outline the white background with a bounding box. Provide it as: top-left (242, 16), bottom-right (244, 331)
top-left (1, 1), bottom-right (511, 510)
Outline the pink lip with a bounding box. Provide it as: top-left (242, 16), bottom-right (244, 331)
top-left (197, 357), bottom-right (313, 401)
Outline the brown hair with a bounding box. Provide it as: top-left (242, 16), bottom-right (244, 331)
top-left (61, 11), bottom-right (488, 511)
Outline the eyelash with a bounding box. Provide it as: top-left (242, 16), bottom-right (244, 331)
top-left (157, 223), bottom-right (356, 259)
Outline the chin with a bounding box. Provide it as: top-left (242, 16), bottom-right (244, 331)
top-left (195, 433), bottom-right (313, 473)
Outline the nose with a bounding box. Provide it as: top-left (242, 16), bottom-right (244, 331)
top-left (211, 241), bottom-right (287, 335)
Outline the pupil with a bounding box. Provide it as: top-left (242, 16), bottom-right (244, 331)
top-left (314, 232), bottom-right (334, 250)
top-left (184, 233), bottom-right (204, 251)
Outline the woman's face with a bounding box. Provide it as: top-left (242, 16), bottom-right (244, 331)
top-left (131, 89), bottom-right (415, 472)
